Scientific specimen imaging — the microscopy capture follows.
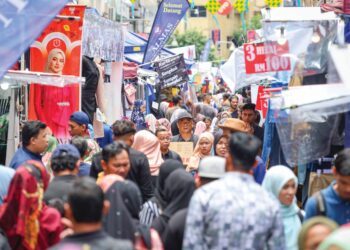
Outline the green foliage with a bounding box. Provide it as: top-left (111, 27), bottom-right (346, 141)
top-left (168, 29), bottom-right (220, 62)
top-left (232, 14), bottom-right (262, 47)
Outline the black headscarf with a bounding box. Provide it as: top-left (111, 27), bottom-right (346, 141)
top-left (103, 181), bottom-right (136, 242)
top-left (115, 180), bottom-right (142, 221)
top-left (152, 169), bottom-right (195, 235)
top-left (153, 160), bottom-right (183, 209)
top-left (214, 130), bottom-right (224, 156)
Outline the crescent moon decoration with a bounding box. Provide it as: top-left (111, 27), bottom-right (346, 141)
top-left (31, 32), bottom-right (80, 58)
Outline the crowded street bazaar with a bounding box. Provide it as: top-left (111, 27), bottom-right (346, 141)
top-left (1, 0), bottom-right (350, 249)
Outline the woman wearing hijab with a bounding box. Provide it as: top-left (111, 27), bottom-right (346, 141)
top-left (262, 165), bottom-right (302, 250)
top-left (132, 130), bottom-right (164, 186)
top-left (186, 132), bottom-right (214, 173)
top-left (194, 121), bottom-right (207, 136)
top-left (213, 130), bottom-right (228, 158)
top-left (99, 175), bottom-right (163, 249)
top-left (151, 169), bottom-right (195, 238)
top-left (0, 161), bottom-right (62, 250)
top-left (298, 216), bottom-right (338, 250)
top-left (140, 160), bottom-right (183, 226)
top-left (115, 181), bottom-right (164, 250)
top-left (98, 175), bottom-right (136, 243)
top-left (131, 100), bottom-right (147, 131)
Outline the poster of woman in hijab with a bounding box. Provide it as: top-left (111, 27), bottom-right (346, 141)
top-left (29, 5), bottom-right (85, 142)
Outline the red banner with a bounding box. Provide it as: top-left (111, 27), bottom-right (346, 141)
top-left (255, 86), bottom-right (269, 119)
top-left (29, 5), bottom-right (85, 142)
top-left (244, 41), bottom-right (291, 74)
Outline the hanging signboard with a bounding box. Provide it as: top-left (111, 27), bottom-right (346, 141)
top-left (29, 5), bottom-right (85, 143)
top-left (243, 41), bottom-right (291, 74)
top-left (154, 54), bottom-right (189, 88)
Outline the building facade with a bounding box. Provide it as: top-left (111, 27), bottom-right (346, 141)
top-left (176, 0), bottom-right (265, 59)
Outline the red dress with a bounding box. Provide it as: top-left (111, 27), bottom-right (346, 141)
top-left (32, 84), bottom-right (79, 141)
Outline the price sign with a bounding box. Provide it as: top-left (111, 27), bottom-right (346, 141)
top-left (244, 41), bottom-right (291, 74)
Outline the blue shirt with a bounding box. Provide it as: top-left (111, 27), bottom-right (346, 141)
top-left (78, 162), bottom-right (91, 177)
top-left (0, 167), bottom-right (15, 205)
top-left (253, 156), bottom-right (266, 184)
top-left (9, 147), bottom-right (43, 169)
top-left (305, 182), bottom-right (350, 225)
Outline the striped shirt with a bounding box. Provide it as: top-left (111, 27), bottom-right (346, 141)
top-left (140, 199), bottom-right (161, 226)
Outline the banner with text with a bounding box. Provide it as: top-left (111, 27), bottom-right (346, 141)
top-left (0, 0), bottom-right (68, 79)
top-left (142, 0), bottom-right (190, 65)
top-left (155, 54), bottom-right (189, 88)
top-left (244, 41), bottom-right (291, 74)
top-left (29, 5), bottom-right (85, 142)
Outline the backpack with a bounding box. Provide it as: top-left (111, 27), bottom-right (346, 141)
top-left (315, 191), bottom-right (327, 216)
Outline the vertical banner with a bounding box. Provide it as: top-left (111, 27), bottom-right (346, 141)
top-left (29, 5), bottom-right (85, 142)
top-left (0, 0), bottom-right (68, 79)
top-left (142, 0), bottom-right (190, 65)
top-left (255, 85), bottom-right (269, 119)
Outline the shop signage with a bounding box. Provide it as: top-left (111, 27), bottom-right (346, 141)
top-left (244, 41), bottom-right (291, 74)
top-left (154, 54), bottom-right (189, 88)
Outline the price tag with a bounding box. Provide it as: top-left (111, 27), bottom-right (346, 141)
top-left (244, 42), bottom-right (291, 74)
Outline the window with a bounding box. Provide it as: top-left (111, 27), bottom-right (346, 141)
top-left (190, 6), bottom-right (207, 17)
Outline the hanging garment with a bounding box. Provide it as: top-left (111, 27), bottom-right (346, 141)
top-left (82, 56), bottom-right (99, 123)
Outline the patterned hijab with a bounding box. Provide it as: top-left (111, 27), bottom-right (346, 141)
top-left (0, 161), bottom-right (50, 250)
top-left (131, 99), bottom-right (147, 131)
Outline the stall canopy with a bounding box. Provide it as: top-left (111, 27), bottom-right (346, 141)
top-left (124, 32), bottom-right (194, 68)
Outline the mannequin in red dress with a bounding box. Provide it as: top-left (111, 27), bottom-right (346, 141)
top-left (34, 48), bottom-right (78, 142)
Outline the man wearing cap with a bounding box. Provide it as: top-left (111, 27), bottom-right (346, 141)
top-left (171, 110), bottom-right (198, 147)
top-left (68, 111), bottom-right (100, 164)
top-left (44, 144), bottom-right (80, 205)
top-left (162, 156), bottom-right (225, 250)
top-left (219, 118), bottom-right (266, 184)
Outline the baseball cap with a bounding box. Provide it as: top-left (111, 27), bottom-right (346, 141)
top-left (52, 144), bottom-right (80, 159)
top-left (69, 111), bottom-right (90, 126)
top-left (175, 109), bottom-right (193, 121)
top-left (198, 156), bottom-right (226, 179)
top-left (218, 118), bottom-right (251, 133)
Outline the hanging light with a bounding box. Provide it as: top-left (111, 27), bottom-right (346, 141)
top-left (0, 82), bottom-right (9, 90)
top-left (277, 27), bottom-right (287, 45)
top-left (311, 26), bottom-right (321, 44)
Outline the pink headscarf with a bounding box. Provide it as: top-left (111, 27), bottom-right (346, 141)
top-left (187, 132), bottom-right (214, 171)
top-left (132, 130), bottom-right (164, 176)
top-left (194, 121), bottom-right (207, 136)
